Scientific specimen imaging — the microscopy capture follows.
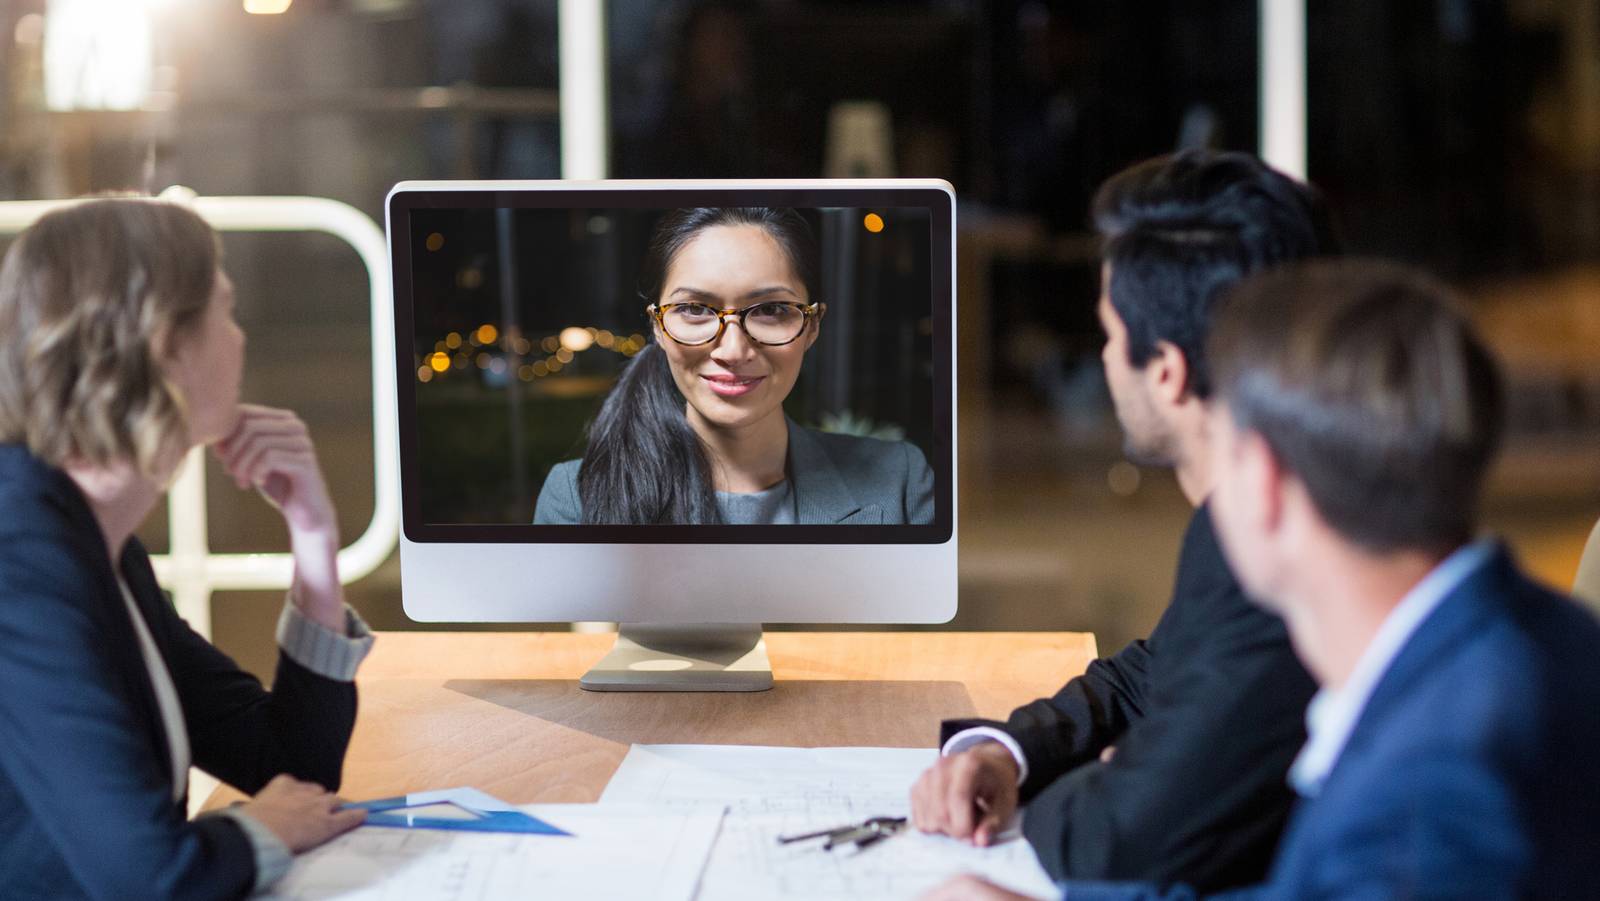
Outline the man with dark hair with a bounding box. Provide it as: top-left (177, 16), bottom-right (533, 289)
top-left (923, 260), bottom-right (1600, 900)
top-left (911, 151), bottom-right (1327, 892)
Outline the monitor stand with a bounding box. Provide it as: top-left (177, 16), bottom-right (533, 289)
top-left (579, 624), bottom-right (774, 692)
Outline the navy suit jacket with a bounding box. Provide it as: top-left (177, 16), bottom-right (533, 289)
top-left (0, 445), bottom-right (358, 900)
top-left (1068, 548), bottom-right (1600, 900)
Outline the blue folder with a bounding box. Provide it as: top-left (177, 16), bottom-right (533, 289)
top-left (344, 787), bottom-right (571, 836)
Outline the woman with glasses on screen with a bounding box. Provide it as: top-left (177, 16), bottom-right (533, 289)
top-left (0, 198), bottom-right (373, 899)
top-left (534, 207), bottom-right (934, 525)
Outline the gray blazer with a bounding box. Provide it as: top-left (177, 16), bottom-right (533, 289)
top-left (533, 419), bottom-right (935, 525)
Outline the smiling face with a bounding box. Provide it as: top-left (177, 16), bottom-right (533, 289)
top-left (654, 224), bottom-right (820, 435)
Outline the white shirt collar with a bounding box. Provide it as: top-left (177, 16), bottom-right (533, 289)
top-left (1287, 540), bottom-right (1496, 797)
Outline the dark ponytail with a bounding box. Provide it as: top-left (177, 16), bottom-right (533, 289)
top-left (577, 341), bottom-right (720, 523)
top-left (576, 208), bottom-right (818, 524)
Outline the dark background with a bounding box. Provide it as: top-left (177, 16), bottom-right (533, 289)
top-left (1, 0), bottom-right (1596, 672)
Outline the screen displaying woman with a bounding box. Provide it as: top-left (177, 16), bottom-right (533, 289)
top-left (406, 200), bottom-right (940, 529)
top-left (533, 208), bottom-right (934, 525)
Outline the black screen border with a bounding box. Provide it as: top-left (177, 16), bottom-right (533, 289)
top-left (389, 183), bottom-right (955, 545)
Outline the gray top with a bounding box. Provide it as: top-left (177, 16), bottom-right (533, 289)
top-left (533, 418), bottom-right (935, 525)
top-left (716, 479), bottom-right (797, 525)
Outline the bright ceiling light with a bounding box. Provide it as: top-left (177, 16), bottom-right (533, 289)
top-left (243, 0), bottom-right (293, 13)
top-left (44, 0), bottom-right (154, 111)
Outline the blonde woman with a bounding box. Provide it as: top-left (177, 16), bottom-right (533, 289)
top-left (0, 198), bottom-right (372, 899)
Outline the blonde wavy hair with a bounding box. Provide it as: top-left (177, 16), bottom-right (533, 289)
top-left (0, 197), bottom-right (220, 478)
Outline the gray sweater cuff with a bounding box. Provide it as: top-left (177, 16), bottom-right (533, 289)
top-left (206, 807), bottom-right (292, 893)
top-left (275, 599), bottom-right (375, 682)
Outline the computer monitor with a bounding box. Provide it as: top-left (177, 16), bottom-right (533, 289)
top-left (386, 180), bottom-right (956, 691)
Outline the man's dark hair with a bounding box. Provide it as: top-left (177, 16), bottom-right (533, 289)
top-left (1093, 150), bottom-right (1335, 399)
top-left (1209, 259), bottom-right (1505, 554)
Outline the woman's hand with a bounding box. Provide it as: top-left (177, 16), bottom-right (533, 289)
top-left (238, 774), bottom-right (365, 854)
top-left (214, 405), bottom-right (345, 631)
top-left (214, 405), bottom-right (336, 535)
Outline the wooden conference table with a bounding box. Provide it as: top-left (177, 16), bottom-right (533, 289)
top-left (205, 631), bottom-right (1097, 808)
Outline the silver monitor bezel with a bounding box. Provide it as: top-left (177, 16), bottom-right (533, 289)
top-left (387, 179), bottom-right (957, 624)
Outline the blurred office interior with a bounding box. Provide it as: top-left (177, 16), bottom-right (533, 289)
top-left (1, 0), bottom-right (1597, 677)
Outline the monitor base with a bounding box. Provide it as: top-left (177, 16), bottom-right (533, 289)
top-left (579, 624), bottom-right (774, 692)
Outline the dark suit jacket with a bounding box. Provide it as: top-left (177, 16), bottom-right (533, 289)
top-left (942, 505), bottom-right (1316, 891)
top-left (1067, 548), bottom-right (1600, 900)
top-left (534, 418), bottom-right (936, 524)
top-left (0, 445), bottom-right (358, 900)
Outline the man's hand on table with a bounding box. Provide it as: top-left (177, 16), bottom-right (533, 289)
top-left (910, 740), bottom-right (1021, 847)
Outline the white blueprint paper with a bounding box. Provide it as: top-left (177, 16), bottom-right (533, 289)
top-left (261, 803), bottom-right (722, 901)
top-left (601, 744), bottom-right (1058, 901)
